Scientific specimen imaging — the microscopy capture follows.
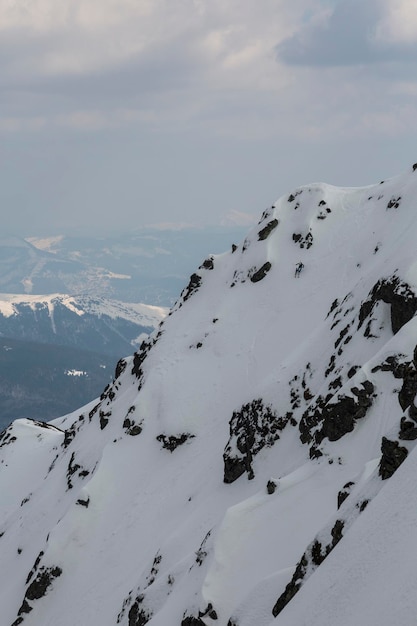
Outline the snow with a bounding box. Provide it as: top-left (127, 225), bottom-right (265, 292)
top-left (25, 235), bottom-right (64, 254)
top-left (65, 369), bottom-right (87, 377)
top-left (274, 444), bottom-right (417, 626)
top-left (1, 164), bottom-right (417, 625)
top-left (201, 461), bottom-right (336, 624)
top-left (0, 292), bottom-right (167, 325)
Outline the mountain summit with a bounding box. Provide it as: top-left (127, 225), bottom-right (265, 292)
top-left (2, 164), bottom-right (417, 626)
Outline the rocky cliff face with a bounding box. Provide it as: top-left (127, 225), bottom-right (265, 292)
top-left (2, 164), bottom-right (417, 626)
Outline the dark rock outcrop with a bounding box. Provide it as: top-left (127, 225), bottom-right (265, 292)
top-left (223, 399), bottom-right (291, 483)
top-left (115, 358), bottom-right (127, 379)
top-left (358, 276), bottom-right (417, 335)
top-left (379, 437), bottom-right (408, 479)
top-left (16, 566), bottom-right (62, 620)
top-left (181, 273), bottom-right (202, 303)
top-left (337, 481), bottom-right (355, 509)
top-left (272, 519), bottom-right (344, 618)
top-left (156, 433), bottom-right (195, 452)
top-left (181, 617), bottom-right (205, 626)
top-left (250, 262), bottom-right (272, 283)
top-left (299, 381), bottom-right (375, 456)
top-left (123, 417), bottom-right (143, 436)
top-left (128, 596), bottom-right (152, 626)
top-left (292, 230), bottom-right (313, 249)
top-left (258, 219), bottom-right (278, 241)
top-left (399, 416), bottom-right (417, 441)
top-left (199, 257), bottom-right (214, 270)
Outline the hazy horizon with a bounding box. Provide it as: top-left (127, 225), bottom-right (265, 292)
top-left (2, 0), bottom-right (417, 236)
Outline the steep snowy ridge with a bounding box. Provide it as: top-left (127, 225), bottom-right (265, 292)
top-left (1, 164), bottom-right (417, 625)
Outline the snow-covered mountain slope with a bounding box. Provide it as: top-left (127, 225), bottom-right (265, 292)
top-left (2, 164), bottom-right (417, 625)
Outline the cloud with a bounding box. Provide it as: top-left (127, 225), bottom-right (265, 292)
top-left (0, 0), bottom-right (308, 135)
top-left (2, 0), bottom-right (417, 242)
top-left (277, 0), bottom-right (417, 67)
top-left (220, 210), bottom-right (256, 227)
top-left (0, 1), bottom-right (299, 83)
top-left (375, 0), bottom-right (417, 46)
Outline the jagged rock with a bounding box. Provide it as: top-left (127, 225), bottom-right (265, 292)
top-left (288, 190), bottom-right (302, 203)
top-left (320, 397), bottom-right (362, 441)
top-left (181, 617), bottom-right (205, 626)
top-left (267, 479), bottom-right (277, 494)
top-left (292, 230), bottom-right (313, 249)
top-left (132, 339), bottom-right (155, 383)
top-left (399, 416), bottom-right (417, 440)
top-left (194, 530), bottom-right (211, 567)
top-left (372, 353), bottom-right (417, 412)
top-left (358, 276), bottom-right (417, 335)
top-left (17, 566), bottom-right (62, 619)
top-left (66, 452), bottom-right (81, 490)
top-left (115, 358), bottom-right (127, 379)
top-left (337, 481), bottom-right (355, 508)
top-left (357, 499), bottom-right (369, 512)
top-left (223, 400), bottom-right (290, 483)
top-left (145, 554), bottom-right (162, 587)
top-left (156, 433), bottom-right (195, 452)
top-left (379, 437), bottom-right (408, 479)
top-left (272, 554), bottom-right (307, 617)
top-left (182, 273), bottom-right (202, 302)
top-left (250, 262), bottom-right (272, 283)
top-left (99, 410), bottom-right (111, 430)
top-left (65, 452), bottom-right (89, 489)
top-left (76, 497), bottom-right (90, 508)
top-left (200, 257), bottom-right (214, 270)
top-left (199, 602), bottom-right (218, 620)
top-left (386, 196), bottom-right (401, 210)
top-left (223, 455), bottom-right (248, 484)
top-left (123, 418), bottom-right (143, 436)
top-left (398, 365), bottom-right (417, 411)
top-left (273, 519), bottom-right (344, 617)
top-left (347, 366), bottom-right (360, 379)
top-left (300, 381), bottom-right (375, 450)
top-left (26, 552), bottom-right (44, 585)
top-left (0, 429), bottom-right (17, 447)
top-left (62, 415), bottom-right (83, 448)
top-left (258, 219), bottom-right (278, 241)
top-left (128, 596), bottom-right (152, 626)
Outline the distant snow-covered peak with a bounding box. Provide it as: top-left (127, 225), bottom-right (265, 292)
top-left (25, 235), bottom-right (65, 254)
top-left (0, 293), bottom-right (167, 325)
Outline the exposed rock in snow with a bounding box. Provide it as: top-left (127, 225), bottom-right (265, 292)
top-left (2, 164), bottom-right (417, 625)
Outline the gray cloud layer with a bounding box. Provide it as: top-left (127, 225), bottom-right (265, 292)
top-left (277, 0), bottom-right (417, 66)
top-left (1, 0), bottom-right (417, 236)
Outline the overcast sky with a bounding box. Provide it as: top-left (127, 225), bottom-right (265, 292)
top-left (1, 0), bottom-right (417, 236)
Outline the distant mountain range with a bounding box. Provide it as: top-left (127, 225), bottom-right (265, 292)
top-left (0, 293), bottom-right (166, 354)
top-left (0, 294), bottom-right (166, 429)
